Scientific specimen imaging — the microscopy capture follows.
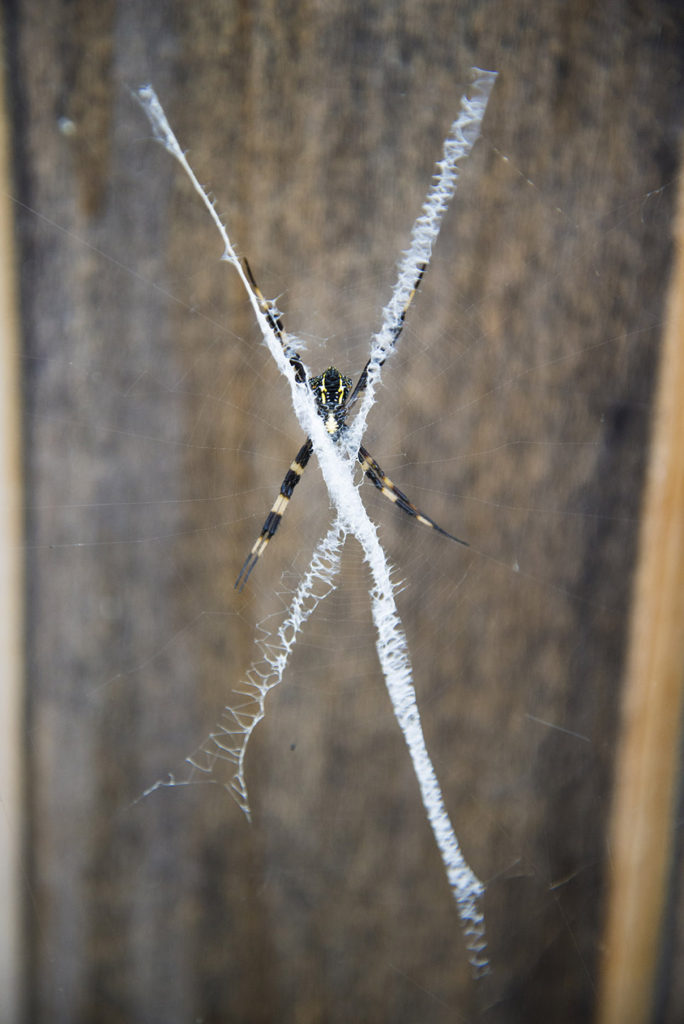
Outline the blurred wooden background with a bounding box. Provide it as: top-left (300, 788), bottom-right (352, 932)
top-left (4, 1), bottom-right (684, 1021)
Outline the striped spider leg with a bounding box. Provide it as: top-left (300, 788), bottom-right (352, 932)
top-left (234, 259), bottom-right (467, 591)
top-left (343, 262), bottom-right (427, 417)
top-left (357, 444), bottom-right (468, 545)
top-left (235, 438), bottom-right (313, 590)
top-left (240, 256), bottom-right (307, 384)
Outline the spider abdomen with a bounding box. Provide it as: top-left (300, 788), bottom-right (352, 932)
top-left (309, 366), bottom-right (353, 436)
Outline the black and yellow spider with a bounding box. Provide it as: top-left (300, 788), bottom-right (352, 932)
top-left (235, 257), bottom-right (468, 590)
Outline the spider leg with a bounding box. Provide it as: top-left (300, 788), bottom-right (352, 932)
top-left (358, 444), bottom-right (468, 546)
top-left (345, 262), bottom-right (427, 414)
top-left (235, 438), bottom-right (314, 590)
top-left (240, 256), bottom-right (307, 383)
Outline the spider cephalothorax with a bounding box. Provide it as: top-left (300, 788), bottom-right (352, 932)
top-left (309, 367), bottom-right (353, 438)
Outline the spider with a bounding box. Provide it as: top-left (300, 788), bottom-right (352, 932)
top-left (235, 256), bottom-right (467, 590)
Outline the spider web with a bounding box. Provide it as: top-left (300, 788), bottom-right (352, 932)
top-left (134, 70), bottom-right (496, 974)
top-left (20, 25), bottom-right (679, 1017)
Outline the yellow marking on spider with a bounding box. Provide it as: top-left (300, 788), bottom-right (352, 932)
top-left (272, 494), bottom-right (289, 516)
top-left (251, 535), bottom-right (270, 557)
top-left (382, 487), bottom-right (400, 503)
top-left (242, 259), bottom-right (268, 307)
top-left (240, 256), bottom-right (284, 335)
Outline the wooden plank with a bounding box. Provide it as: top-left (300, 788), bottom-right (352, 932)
top-left (598, 170), bottom-right (684, 1024)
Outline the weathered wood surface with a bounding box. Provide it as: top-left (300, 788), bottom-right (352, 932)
top-left (8, 2), bottom-right (684, 1021)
